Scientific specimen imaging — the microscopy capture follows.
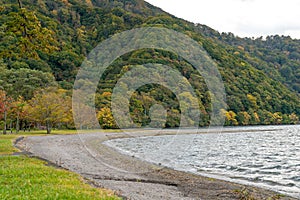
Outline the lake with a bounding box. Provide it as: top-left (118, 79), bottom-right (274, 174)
top-left (104, 125), bottom-right (300, 198)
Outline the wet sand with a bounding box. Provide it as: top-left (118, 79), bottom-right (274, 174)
top-left (15, 129), bottom-right (297, 200)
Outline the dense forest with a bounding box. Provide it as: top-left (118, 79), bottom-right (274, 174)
top-left (0, 0), bottom-right (299, 132)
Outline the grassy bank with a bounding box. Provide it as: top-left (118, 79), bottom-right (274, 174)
top-left (0, 135), bottom-right (20, 155)
top-left (0, 133), bottom-right (121, 200)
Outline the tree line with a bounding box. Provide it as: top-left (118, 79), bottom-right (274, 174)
top-left (0, 87), bottom-right (72, 134)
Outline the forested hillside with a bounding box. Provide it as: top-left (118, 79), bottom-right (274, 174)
top-left (197, 25), bottom-right (300, 93)
top-left (0, 0), bottom-right (299, 132)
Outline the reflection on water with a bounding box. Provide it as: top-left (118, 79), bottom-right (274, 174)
top-left (104, 125), bottom-right (300, 198)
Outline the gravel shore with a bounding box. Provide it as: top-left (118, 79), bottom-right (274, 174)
top-left (15, 130), bottom-right (297, 200)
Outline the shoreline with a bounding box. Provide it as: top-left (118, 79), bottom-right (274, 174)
top-left (16, 129), bottom-right (297, 200)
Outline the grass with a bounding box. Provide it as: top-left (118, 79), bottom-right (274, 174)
top-left (234, 188), bottom-right (286, 200)
top-left (0, 132), bottom-right (121, 200)
top-left (0, 135), bottom-right (20, 155)
top-left (234, 188), bottom-right (256, 200)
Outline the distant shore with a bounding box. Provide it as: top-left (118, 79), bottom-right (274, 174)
top-left (16, 128), bottom-right (297, 200)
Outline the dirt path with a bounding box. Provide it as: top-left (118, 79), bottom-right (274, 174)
top-left (15, 130), bottom-right (296, 200)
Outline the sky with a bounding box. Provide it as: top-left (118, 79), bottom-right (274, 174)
top-left (145, 0), bottom-right (300, 39)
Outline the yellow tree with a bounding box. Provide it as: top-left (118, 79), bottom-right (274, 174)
top-left (237, 111), bottom-right (251, 125)
top-left (247, 94), bottom-right (258, 111)
top-left (221, 109), bottom-right (238, 126)
top-left (289, 113), bottom-right (299, 124)
top-left (26, 88), bottom-right (72, 134)
top-left (9, 96), bottom-right (26, 133)
top-left (97, 107), bottom-right (117, 129)
top-left (272, 112), bottom-right (283, 125)
top-left (1, 7), bottom-right (58, 59)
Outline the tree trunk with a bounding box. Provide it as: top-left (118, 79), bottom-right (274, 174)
top-left (3, 111), bottom-right (7, 134)
top-left (17, 0), bottom-right (23, 8)
top-left (16, 113), bottom-right (20, 134)
top-left (46, 121), bottom-right (51, 134)
top-left (9, 121), bottom-right (12, 134)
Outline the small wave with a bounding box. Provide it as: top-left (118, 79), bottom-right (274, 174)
top-left (290, 176), bottom-right (300, 182)
top-left (261, 165), bottom-right (282, 170)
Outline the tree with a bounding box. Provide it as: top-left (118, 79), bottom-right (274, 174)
top-left (0, 90), bottom-right (12, 134)
top-left (9, 96), bottom-right (26, 133)
top-left (271, 112), bottom-right (283, 125)
top-left (237, 111), bottom-right (251, 125)
top-left (26, 88), bottom-right (72, 134)
top-left (0, 68), bottom-right (56, 100)
top-left (247, 94), bottom-right (258, 111)
top-left (221, 109), bottom-right (238, 126)
top-left (97, 107), bottom-right (117, 129)
top-left (72, 90), bottom-right (98, 130)
top-left (289, 113), bottom-right (299, 124)
top-left (1, 8), bottom-right (58, 59)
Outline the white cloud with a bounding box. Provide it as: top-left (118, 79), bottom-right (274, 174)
top-left (145, 0), bottom-right (300, 39)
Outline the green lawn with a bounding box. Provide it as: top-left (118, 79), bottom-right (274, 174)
top-left (0, 134), bottom-right (121, 200)
top-left (0, 135), bottom-right (20, 155)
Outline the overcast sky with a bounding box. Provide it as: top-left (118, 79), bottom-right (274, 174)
top-left (145, 0), bottom-right (300, 39)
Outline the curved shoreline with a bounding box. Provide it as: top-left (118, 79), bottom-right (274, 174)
top-left (16, 129), bottom-right (297, 200)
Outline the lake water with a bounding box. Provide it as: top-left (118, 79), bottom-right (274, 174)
top-left (104, 125), bottom-right (300, 198)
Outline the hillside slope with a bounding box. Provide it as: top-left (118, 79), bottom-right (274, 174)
top-left (0, 0), bottom-right (299, 127)
top-left (197, 24), bottom-right (300, 94)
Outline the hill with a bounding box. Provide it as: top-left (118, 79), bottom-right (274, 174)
top-left (197, 25), bottom-right (300, 93)
top-left (0, 0), bottom-right (299, 128)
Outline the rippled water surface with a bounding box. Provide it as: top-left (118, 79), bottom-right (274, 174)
top-left (104, 125), bottom-right (300, 198)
